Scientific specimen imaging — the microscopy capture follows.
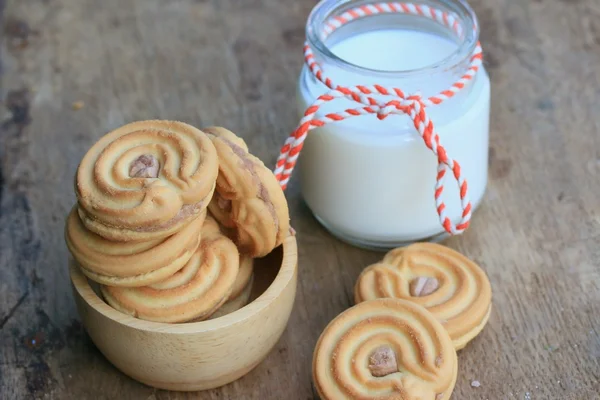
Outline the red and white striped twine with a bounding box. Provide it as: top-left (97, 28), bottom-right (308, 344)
top-left (274, 2), bottom-right (483, 235)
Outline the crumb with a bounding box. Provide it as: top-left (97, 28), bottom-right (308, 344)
top-left (471, 380), bottom-right (481, 388)
top-left (72, 100), bottom-right (84, 110)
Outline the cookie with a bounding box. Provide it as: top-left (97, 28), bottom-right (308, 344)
top-left (100, 215), bottom-right (239, 323)
top-left (65, 207), bottom-right (203, 287)
top-left (313, 298), bottom-right (457, 400)
top-left (210, 255), bottom-right (254, 319)
top-left (76, 120), bottom-right (218, 242)
top-left (204, 126), bottom-right (289, 257)
top-left (355, 242), bottom-right (492, 350)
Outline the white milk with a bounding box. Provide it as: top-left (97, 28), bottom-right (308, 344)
top-left (296, 28), bottom-right (490, 248)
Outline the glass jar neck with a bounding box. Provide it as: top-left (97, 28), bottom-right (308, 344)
top-left (305, 0), bottom-right (480, 98)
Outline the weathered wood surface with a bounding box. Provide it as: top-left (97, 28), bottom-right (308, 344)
top-left (0, 0), bottom-right (598, 398)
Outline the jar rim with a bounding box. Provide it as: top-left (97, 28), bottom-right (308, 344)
top-left (305, 0), bottom-right (480, 78)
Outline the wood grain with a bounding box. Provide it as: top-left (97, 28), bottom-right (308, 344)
top-left (0, 0), bottom-right (598, 399)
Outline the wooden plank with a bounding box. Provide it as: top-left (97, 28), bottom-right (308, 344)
top-left (0, 0), bottom-right (598, 399)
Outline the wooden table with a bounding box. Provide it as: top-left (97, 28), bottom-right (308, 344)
top-left (1, 0), bottom-right (599, 398)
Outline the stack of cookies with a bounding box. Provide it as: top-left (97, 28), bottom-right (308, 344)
top-left (65, 120), bottom-right (289, 323)
top-left (313, 243), bottom-right (493, 400)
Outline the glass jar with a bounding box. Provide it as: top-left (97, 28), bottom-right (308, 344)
top-left (295, 0), bottom-right (490, 249)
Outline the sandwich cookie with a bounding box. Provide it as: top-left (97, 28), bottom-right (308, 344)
top-left (65, 207), bottom-right (203, 287)
top-left (210, 255), bottom-right (254, 319)
top-left (355, 243), bottom-right (492, 350)
top-left (313, 298), bottom-right (457, 400)
top-left (204, 126), bottom-right (289, 257)
top-left (76, 120), bottom-right (218, 242)
top-left (101, 216), bottom-right (239, 323)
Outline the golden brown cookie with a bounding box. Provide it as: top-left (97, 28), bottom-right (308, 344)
top-left (313, 298), bottom-right (457, 400)
top-left (204, 126), bottom-right (289, 257)
top-left (355, 242), bottom-right (492, 350)
top-left (76, 120), bottom-right (218, 242)
top-left (65, 207), bottom-right (203, 287)
top-left (101, 215), bottom-right (239, 323)
top-left (210, 255), bottom-right (254, 319)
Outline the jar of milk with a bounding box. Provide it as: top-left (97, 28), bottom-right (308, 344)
top-left (293, 0), bottom-right (490, 249)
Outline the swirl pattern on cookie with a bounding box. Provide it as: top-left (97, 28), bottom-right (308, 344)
top-left (355, 243), bottom-right (492, 350)
top-left (76, 120), bottom-right (218, 241)
top-left (204, 126), bottom-right (289, 257)
top-left (210, 255), bottom-right (254, 319)
top-left (65, 207), bottom-right (203, 287)
top-left (313, 298), bottom-right (457, 400)
top-left (101, 216), bottom-right (239, 323)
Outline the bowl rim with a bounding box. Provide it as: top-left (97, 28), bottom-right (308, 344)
top-left (69, 234), bottom-right (298, 334)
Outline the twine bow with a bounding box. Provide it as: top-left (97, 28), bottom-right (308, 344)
top-left (273, 2), bottom-right (483, 235)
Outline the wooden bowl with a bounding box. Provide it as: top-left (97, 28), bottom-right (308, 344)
top-left (69, 235), bottom-right (298, 391)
